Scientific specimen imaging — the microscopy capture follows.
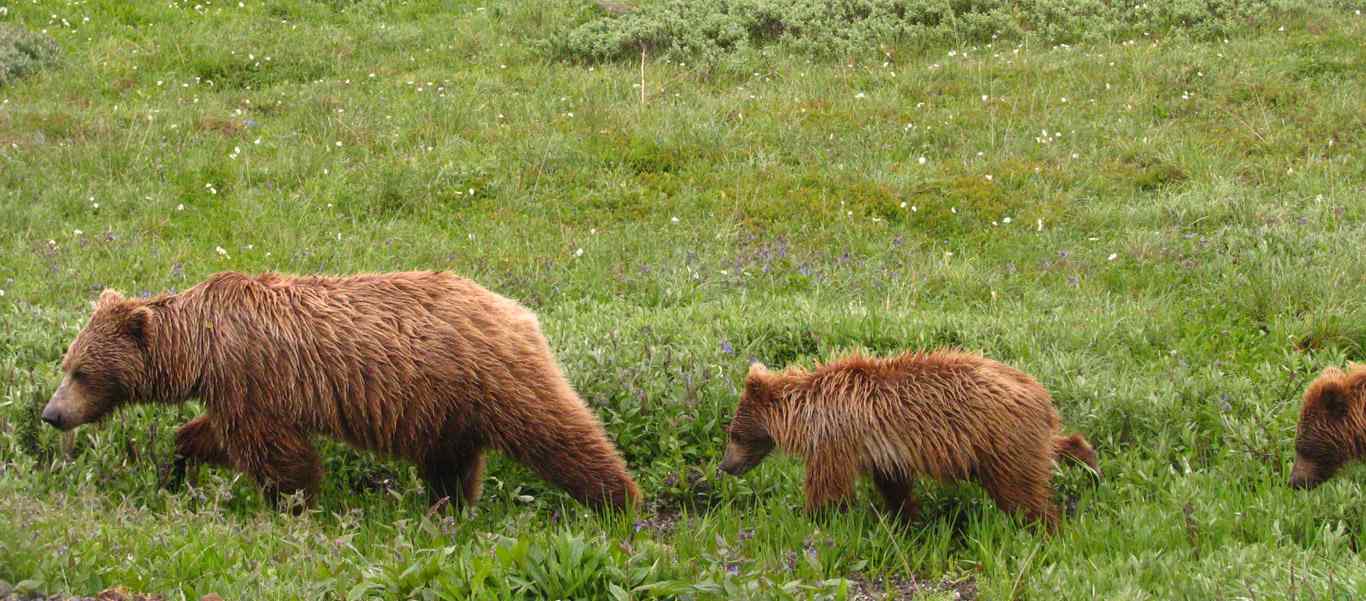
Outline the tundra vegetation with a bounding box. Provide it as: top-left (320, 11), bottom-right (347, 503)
top-left (1, 1), bottom-right (1363, 599)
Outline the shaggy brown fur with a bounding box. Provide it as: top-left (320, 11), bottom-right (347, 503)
top-left (719, 350), bottom-right (1098, 531)
top-left (42, 271), bottom-right (641, 511)
top-left (1290, 364), bottom-right (1366, 490)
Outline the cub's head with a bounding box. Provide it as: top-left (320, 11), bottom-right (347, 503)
top-left (1290, 366), bottom-right (1364, 490)
top-left (719, 363), bottom-right (780, 476)
top-left (42, 290), bottom-right (154, 431)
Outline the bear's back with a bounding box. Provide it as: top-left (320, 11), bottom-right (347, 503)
top-left (182, 271), bottom-right (558, 456)
top-left (790, 350), bottom-right (1060, 479)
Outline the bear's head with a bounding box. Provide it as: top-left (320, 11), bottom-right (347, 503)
top-left (719, 362), bottom-right (780, 476)
top-left (1290, 366), bottom-right (1364, 490)
top-left (42, 290), bottom-right (154, 431)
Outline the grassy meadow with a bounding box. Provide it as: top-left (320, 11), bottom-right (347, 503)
top-left (1, 1), bottom-right (1365, 599)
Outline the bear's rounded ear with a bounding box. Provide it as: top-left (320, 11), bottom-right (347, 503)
top-left (1311, 378), bottom-right (1350, 419)
top-left (745, 363), bottom-right (774, 404)
top-left (125, 306), bottom-right (153, 345)
top-left (96, 289), bottom-right (126, 309)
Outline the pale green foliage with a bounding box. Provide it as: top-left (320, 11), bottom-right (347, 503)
top-left (553, 0), bottom-right (1332, 62)
top-left (0, 23), bottom-right (59, 86)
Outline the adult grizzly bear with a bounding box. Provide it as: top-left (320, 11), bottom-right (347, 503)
top-left (719, 350), bottom-right (1098, 531)
top-left (1289, 364), bottom-right (1366, 490)
top-left (42, 271), bottom-right (641, 511)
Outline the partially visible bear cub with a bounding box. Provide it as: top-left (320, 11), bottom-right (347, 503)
top-left (43, 271), bottom-right (641, 512)
top-left (1290, 364), bottom-right (1366, 490)
top-left (719, 350), bottom-right (1098, 531)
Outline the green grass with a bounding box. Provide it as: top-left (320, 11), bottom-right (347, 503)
top-left (1, 1), bottom-right (1365, 599)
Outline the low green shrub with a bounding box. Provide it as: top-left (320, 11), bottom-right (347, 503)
top-left (0, 23), bottom-right (59, 87)
top-left (551, 0), bottom-right (1338, 63)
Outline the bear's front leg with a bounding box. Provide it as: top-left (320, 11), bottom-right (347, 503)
top-left (802, 455), bottom-right (857, 515)
top-left (980, 457), bottom-right (1059, 533)
top-left (229, 428), bottom-right (323, 514)
top-left (168, 415), bottom-right (230, 491)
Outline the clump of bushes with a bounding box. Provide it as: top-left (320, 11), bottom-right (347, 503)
top-left (551, 0), bottom-right (1339, 63)
top-left (0, 23), bottom-right (60, 87)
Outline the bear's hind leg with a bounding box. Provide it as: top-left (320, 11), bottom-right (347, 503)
top-left (422, 436), bottom-right (486, 509)
top-left (503, 435), bottom-right (639, 510)
top-left (872, 471), bottom-right (919, 525)
top-left (488, 399), bottom-right (640, 511)
top-left (979, 458), bottom-right (1059, 532)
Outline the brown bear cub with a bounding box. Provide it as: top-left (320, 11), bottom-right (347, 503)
top-left (719, 350), bottom-right (1098, 531)
top-left (1290, 364), bottom-right (1366, 490)
top-left (43, 271), bottom-right (641, 512)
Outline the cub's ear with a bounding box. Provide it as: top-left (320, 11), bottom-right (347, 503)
top-left (125, 306), bottom-right (153, 345)
top-left (1309, 376), bottom-right (1350, 419)
top-left (745, 362), bottom-right (775, 404)
top-left (96, 289), bottom-right (126, 309)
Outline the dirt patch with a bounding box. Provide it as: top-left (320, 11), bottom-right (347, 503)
top-left (0, 586), bottom-right (163, 601)
top-left (0, 584), bottom-right (228, 601)
top-left (846, 573), bottom-right (978, 601)
top-left (633, 500), bottom-right (683, 536)
top-left (194, 116), bottom-right (246, 137)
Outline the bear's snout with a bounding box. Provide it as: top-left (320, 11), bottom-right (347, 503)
top-left (42, 378), bottom-right (83, 431)
top-left (1288, 459), bottom-right (1322, 490)
top-left (718, 456), bottom-right (744, 476)
top-left (40, 403), bottom-right (66, 430)
top-left (718, 444), bottom-right (747, 476)
top-left (719, 439), bottom-right (771, 476)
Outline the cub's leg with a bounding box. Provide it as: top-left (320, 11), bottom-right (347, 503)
top-left (979, 456), bottom-right (1059, 532)
top-left (803, 454), bottom-right (858, 515)
top-left (872, 471), bottom-right (919, 525)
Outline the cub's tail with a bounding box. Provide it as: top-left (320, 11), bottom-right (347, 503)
top-left (1053, 433), bottom-right (1101, 477)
